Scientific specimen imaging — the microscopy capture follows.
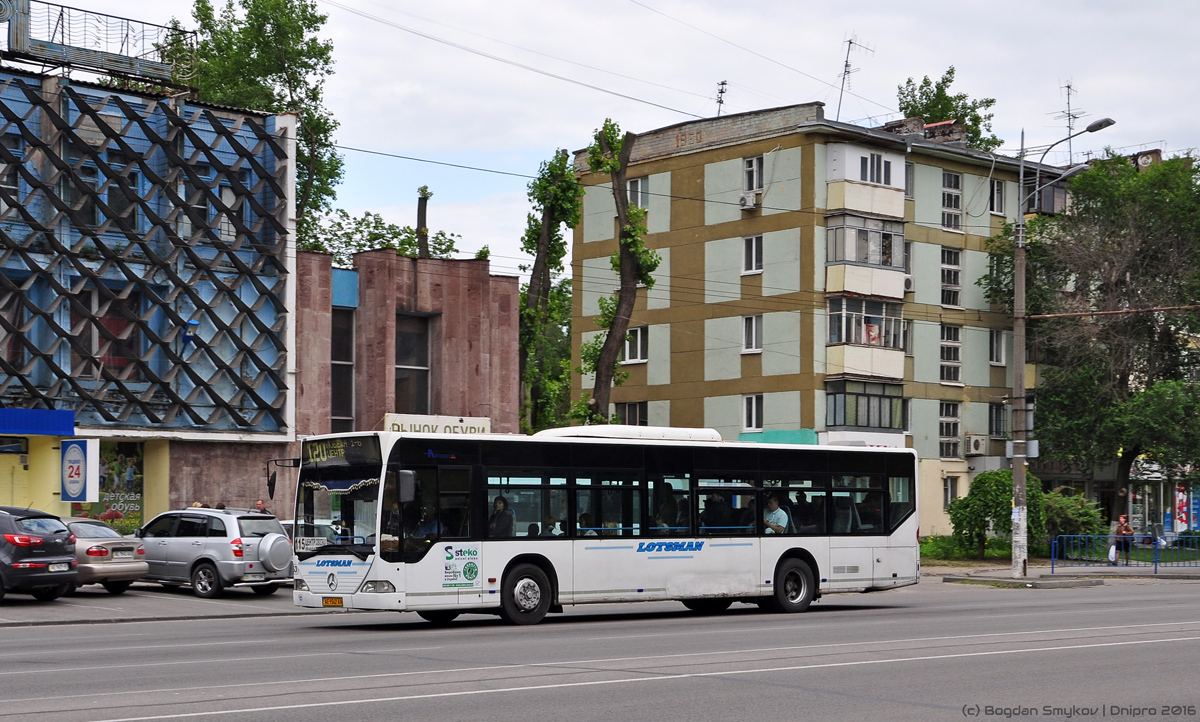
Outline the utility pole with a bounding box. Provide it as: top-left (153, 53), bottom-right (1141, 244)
top-left (716, 80), bottom-right (727, 117)
top-left (1012, 131), bottom-right (1029, 579)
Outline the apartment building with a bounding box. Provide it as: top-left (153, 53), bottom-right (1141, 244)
top-left (571, 103), bottom-right (1063, 534)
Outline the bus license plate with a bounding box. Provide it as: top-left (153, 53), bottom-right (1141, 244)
top-left (322, 597), bottom-right (343, 607)
top-left (49, 563), bottom-right (68, 572)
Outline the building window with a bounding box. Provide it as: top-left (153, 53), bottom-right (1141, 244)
top-left (744, 393), bottom-right (764, 431)
top-left (743, 314), bottom-right (762, 352)
top-left (902, 319), bottom-right (913, 356)
top-left (744, 155), bottom-right (764, 192)
top-left (395, 314), bottom-right (430, 414)
top-left (940, 247), bottom-right (961, 306)
top-left (943, 476), bottom-right (958, 510)
top-left (615, 401), bottom-right (648, 426)
top-left (989, 178), bottom-right (1004, 214)
top-left (989, 329), bottom-right (1005, 365)
top-left (904, 162), bottom-right (914, 198)
top-left (825, 215), bottom-right (906, 268)
top-left (70, 286), bottom-right (142, 380)
top-left (743, 235), bottom-right (763, 273)
top-left (827, 298), bottom-right (904, 349)
top-left (177, 164), bottom-right (211, 239)
top-left (941, 171), bottom-right (962, 230)
top-left (939, 402), bottom-right (960, 458)
top-left (989, 402), bottom-right (1007, 437)
top-left (65, 165), bottom-right (100, 230)
top-left (940, 324), bottom-right (961, 383)
top-left (826, 380), bottom-right (907, 430)
top-left (627, 176), bottom-right (648, 209)
top-left (331, 308), bottom-right (355, 433)
top-left (619, 325), bottom-right (649, 363)
top-left (860, 153), bottom-right (891, 186)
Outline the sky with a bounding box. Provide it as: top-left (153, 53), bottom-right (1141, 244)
top-left (62, 0), bottom-right (1200, 280)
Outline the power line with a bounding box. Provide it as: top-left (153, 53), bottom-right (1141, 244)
top-left (320, 0), bottom-right (704, 119)
top-left (353, 0), bottom-right (737, 111)
top-left (627, 0), bottom-right (897, 115)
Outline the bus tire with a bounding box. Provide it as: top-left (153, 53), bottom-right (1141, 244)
top-left (499, 563), bottom-right (551, 625)
top-left (682, 598), bottom-right (732, 614)
top-left (771, 559), bottom-right (815, 613)
top-left (417, 610), bottom-right (460, 625)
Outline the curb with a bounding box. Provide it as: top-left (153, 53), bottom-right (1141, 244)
top-left (0, 608), bottom-right (383, 629)
top-left (942, 575), bottom-right (1104, 589)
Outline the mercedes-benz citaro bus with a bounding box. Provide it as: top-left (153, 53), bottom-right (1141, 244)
top-left (291, 426), bottom-right (918, 625)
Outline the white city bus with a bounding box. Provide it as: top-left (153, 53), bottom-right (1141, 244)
top-left (290, 426), bottom-right (918, 624)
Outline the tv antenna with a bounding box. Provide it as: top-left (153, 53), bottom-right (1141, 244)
top-left (716, 80), bottom-right (727, 116)
top-left (1052, 81), bottom-right (1086, 164)
top-left (835, 35), bottom-right (873, 122)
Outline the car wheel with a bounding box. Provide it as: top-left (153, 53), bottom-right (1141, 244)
top-left (31, 584), bottom-right (70, 602)
top-left (417, 610), bottom-right (460, 625)
top-left (191, 562), bottom-right (223, 599)
top-left (257, 533), bottom-right (292, 573)
top-left (770, 558), bottom-right (815, 613)
top-left (251, 583), bottom-right (279, 596)
top-left (499, 563), bottom-right (551, 625)
top-left (682, 598), bottom-right (733, 614)
top-left (0, 582), bottom-right (6, 601)
top-left (102, 581), bottom-right (132, 595)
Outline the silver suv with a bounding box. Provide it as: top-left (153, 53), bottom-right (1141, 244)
top-left (136, 508), bottom-right (292, 598)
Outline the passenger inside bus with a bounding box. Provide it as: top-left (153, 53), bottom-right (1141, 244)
top-left (488, 495), bottom-right (514, 537)
top-left (578, 512), bottom-right (598, 536)
top-left (763, 495), bottom-right (788, 534)
top-left (540, 516), bottom-right (558, 536)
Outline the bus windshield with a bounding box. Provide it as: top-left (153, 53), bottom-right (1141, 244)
top-left (295, 436), bottom-right (383, 560)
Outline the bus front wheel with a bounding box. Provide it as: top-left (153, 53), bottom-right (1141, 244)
top-left (771, 559), bottom-right (815, 613)
top-left (499, 563), bottom-right (552, 625)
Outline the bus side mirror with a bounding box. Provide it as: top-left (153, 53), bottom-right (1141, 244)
top-left (267, 470), bottom-right (277, 500)
top-left (399, 470), bottom-right (416, 504)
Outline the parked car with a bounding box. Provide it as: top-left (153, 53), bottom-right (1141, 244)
top-left (0, 506), bottom-right (77, 601)
top-left (64, 517), bottom-right (148, 595)
top-left (135, 508), bottom-right (291, 598)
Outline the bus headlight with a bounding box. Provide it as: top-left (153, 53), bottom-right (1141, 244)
top-left (359, 580), bottom-right (395, 594)
top-left (293, 578), bottom-right (309, 591)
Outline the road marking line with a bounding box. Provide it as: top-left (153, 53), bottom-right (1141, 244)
top-left (89, 634), bottom-right (1200, 722)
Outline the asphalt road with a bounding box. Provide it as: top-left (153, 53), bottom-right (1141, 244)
top-left (3, 578), bottom-right (1200, 722)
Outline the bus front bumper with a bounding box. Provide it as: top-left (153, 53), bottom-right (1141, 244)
top-left (293, 589), bottom-right (404, 610)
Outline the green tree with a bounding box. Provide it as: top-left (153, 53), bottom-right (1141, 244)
top-left (520, 150), bottom-right (583, 432)
top-left (948, 470), bottom-right (1045, 559)
top-left (980, 155), bottom-right (1200, 506)
top-left (897, 66), bottom-right (1001, 152)
top-left (307, 207), bottom-right (458, 265)
top-left (184, 0), bottom-right (343, 244)
top-left (574, 119), bottom-right (660, 424)
top-left (1042, 487), bottom-right (1107, 545)
top-left (521, 278), bottom-right (573, 432)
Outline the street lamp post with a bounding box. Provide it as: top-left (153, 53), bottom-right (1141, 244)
top-left (1011, 118), bottom-right (1114, 579)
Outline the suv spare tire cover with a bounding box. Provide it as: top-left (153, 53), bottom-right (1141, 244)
top-left (258, 533), bottom-right (292, 573)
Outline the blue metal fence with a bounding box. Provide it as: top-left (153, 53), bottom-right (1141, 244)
top-left (1051, 534), bottom-right (1200, 574)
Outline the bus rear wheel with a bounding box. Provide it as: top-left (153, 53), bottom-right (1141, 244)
top-left (499, 563), bottom-right (551, 625)
top-left (682, 598), bottom-right (732, 614)
top-left (417, 610), bottom-right (460, 625)
top-left (771, 559), bottom-right (815, 613)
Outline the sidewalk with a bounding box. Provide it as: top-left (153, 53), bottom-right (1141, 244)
top-left (0, 581), bottom-right (367, 628)
top-left (924, 559), bottom-right (1200, 588)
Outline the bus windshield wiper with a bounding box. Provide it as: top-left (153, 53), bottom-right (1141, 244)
top-left (303, 543), bottom-right (372, 561)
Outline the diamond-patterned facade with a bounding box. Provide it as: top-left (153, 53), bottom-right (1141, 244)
top-left (0, 71), bottom-right (292, 434)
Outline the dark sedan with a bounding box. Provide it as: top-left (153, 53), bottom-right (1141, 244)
top-left (0, 506), bottom-right (76, 601)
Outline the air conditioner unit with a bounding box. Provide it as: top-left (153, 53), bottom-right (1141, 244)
top-left (965, 435), bottom-right (989, 456)
top-left (904, 275), bottom-right (914, 293)
top-left (739, 192), bottom-right (757, 210)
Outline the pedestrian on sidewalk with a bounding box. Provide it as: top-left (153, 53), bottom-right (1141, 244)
top-left (1115, 514), bottom-right (1135, 566)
